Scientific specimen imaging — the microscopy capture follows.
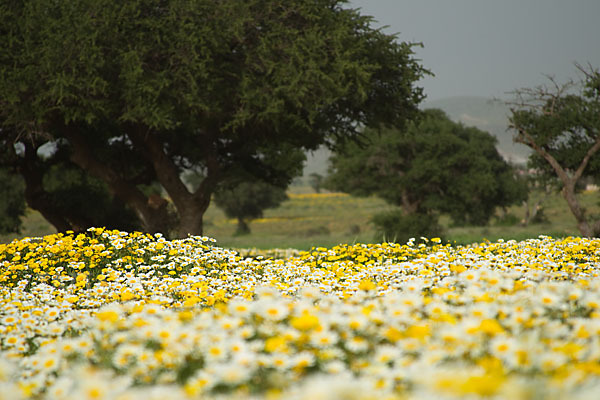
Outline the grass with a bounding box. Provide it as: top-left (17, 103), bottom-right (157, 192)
top-left (3, 186), bottom-right (599, 249)
top-left (203, 186), bottom-right (394, 249)
top-left (0, 207), bottom-right (57, 244)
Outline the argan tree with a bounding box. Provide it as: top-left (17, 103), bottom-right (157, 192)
top-left (508, 64), bottom-right (600, 237)
top-left (0, 132), bottom-right (143, 234)
top-left (326, 109), bottom-right (527, 240)
top-left (0, 0), bottom-right (427, 238)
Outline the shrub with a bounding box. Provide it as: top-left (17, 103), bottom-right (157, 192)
top-left (494, 212), bottom-right (521, 227)
top-left (372, 211), bottom-right (443, 244)
top-left (347, 224), bottom-right (361, 235)
top-left (305, 225), bottom-right (331, 237)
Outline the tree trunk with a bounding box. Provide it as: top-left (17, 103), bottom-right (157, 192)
top-left (127, 126), bottom-right (220, 238)
top-left (521, 187), bottom-right (551, 226)
top-left (235, 218), bottom-right (250, 235)
top-left (560, 181), bottom-right (600, 237)
top-left (515, 131), bottom-right (600, 238)
top-left (60, 122), bottom-right (220, 238)
top-left (401, 189), bottom-right (418, 215)
top-left (177, 214), bottom-right (204, 238)
top-left (176, 199), bottom-right (211, 238)
top-left (61, 124), bottom-right (170, 234)
top-left (562, 183), bottom-right (595, 237)
top-left (18, 142), bottom-right (85, 233)
top-left (21, 170), bottom-right (72, 233)
top-left (521, 201), bottom-right (541, 226)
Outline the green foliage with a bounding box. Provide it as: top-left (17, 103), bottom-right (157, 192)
top-left (308, 173), bottom-right (324, 194)
top-left (508, 65), bottom-right (600, 237)
top-left (326, 109), bottom-right (528, 226)
top-left (214, 180), bottom-right (288, 235)
top-left (42, 164), bottom-right (142, 232)
top-left (0, 168), bottom-right (25, 234)
top-left (305, 225), bottom-right (331, 237)
top-left (0, 130), bottom-right (143, 234)
top-left (371, 211), bottom-right (443, 244)
top-left (512, 82), bottom-right (600, 180)
top-left (1, 0), bottom-right (426, 145)
top-left (424, 96), bottom-right (531, 163)
top-left (0, 0), bottom-right (427, 237)
top-left (493, 213), bottom-right (521, 227)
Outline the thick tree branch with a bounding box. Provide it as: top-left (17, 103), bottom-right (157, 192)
top-left (191, 149), bottom-right (221, 205)
top-left (514, 127), bottom-right (571, 185)
top-left (573, 134), bottom-right (600, 183)
top-left (126, 126), bottom-right (193, 212)
top-left (513, 124), bottom-right (594, 234)
top-left (126, 126), bottom-right (221, 236)
top-left (60, 124), bottom-right (160, 232)
top-left (18, 142), bottom-right (73, 232)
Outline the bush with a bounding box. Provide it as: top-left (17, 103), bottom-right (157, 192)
top-left (304, 225), bottom-right (331, 237)
top-left (347, 224), bottom-right (361, 235)
top-left (531, 206), bottom-right (549, 224)
top-left (372, 211), bottom-right (443, 244)
top-left (494, 212), bottom-right (521, 227)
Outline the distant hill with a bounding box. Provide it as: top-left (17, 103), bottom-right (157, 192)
top-left (302, 96), bottom-right (531, 180)
top-left (423, 96), bottom-right (530, 164)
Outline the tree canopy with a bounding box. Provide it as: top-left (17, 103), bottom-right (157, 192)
top-left (508, 64), bottom-right (600, 237)
top-left (0, 0), bottom-right (427, 238)
top-left (326, 109), bottom-right (528, 229)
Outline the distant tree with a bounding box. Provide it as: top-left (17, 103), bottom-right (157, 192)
top-left (326, 109), bottom-right (528, 240)
top-left (0, 0), bottom-right (427, 238)
top-left (214, 179), bottom-right (288, 235)
top-left (308, 173), bottom-right (324, 193)
top-left (511, 165), bottom-right (553, 227)
top-left (508, 64), bottom-right (600, 237)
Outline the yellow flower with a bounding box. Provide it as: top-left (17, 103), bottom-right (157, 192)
top-left (291, 312), bottom-right (320, 331)
top-left (96, 310), bottom-right (119, 323)
top-left (435, 371), bottom-right (506, 397)
top-left (358, 279), bottom-right (376, 291)
top-left (384, 326), bottom-right (403, 343)
top-left (477, 319), bottom-right (504, 336)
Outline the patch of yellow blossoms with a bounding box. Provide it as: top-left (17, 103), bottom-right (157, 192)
top-left (2, 229), bottom-right (600, 399)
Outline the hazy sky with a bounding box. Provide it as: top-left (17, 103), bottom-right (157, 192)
top-left (349, 0), bottom-right (600, 101)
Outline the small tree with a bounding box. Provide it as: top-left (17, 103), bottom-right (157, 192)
top-left (214, 180), bottom-right (288, 235)
top-left (515, 166), bottom-right (553, 227)
top-left (326, 109), bottom-right (528, 240)
top-left (508, 64), bottom-right (600, 237)
top-left (308, 173), bottom-right (324, 193)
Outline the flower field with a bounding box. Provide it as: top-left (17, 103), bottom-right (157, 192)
top-left (2, 228), bottom-right (600, 399)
